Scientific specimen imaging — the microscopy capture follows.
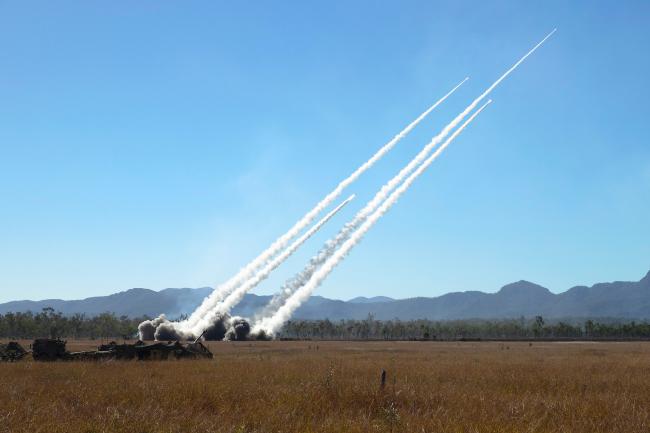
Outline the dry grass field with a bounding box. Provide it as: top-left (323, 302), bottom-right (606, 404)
top-left (1, 340), bottom-right (649, 433)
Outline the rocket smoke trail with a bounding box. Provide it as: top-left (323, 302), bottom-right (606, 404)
top-left (256, 30), bottom-right (556, 321)
top-left (254, 100), bottom-right (492, 336)
top-left (186, 194), bottom-right (356, 338)
top-left (180, 78), bottom-right (469, 328)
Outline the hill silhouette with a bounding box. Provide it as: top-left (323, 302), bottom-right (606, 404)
top-left (1, 270), bottom-right (649, 320)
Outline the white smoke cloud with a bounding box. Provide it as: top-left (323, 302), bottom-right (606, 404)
top-left (137, 315), bottom-right (168, 340)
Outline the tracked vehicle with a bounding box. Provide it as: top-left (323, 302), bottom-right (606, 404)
top-left (32, 338), bottom-right (68, 361)
top-left (0, 341), bottom-right (28, 362)
top-left (29, 338), bottom-right (213, 361)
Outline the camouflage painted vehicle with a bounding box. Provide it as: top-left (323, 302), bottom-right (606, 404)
top-left (67, 349), bottom-right (116, 361)
top-left (97, 341), bottom-right (138, 360)
top-left (32, 338), bottom-right (69, 361)
top-left (183, 341), bottom-right (213, 359)
top-left (30, 338), bottom-right (213, 361)
top-left (135, 340), bottom-right (213, 360)
top-left (33, 339), bottom-right (133, 361)
top-left (0, 341), bottom-right (28, 362)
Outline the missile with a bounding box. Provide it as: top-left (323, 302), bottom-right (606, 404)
top-left (336, 194), bottom-right (355, 211)
top-left (307, 194), bottom-right (356, 236)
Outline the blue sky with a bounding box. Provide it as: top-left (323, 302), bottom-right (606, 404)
top-left (1, 1), bottom-right (649, 303)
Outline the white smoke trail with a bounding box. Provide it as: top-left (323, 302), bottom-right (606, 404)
top-left (254, 30), bottom-right (556, 320)
top-left (188, 194), bottom-right (356, 337)
top-left (181, 78), bottom-right (469, 328)
top-left (254, 100), bottom-right (492, 336)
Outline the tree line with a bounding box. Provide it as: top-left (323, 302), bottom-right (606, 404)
top-left (278, 315), bottom-right (650, 340)
top-left (0, 308), bottom-right (145, 340)
top-left (2, 309), bottom-right (650, 340)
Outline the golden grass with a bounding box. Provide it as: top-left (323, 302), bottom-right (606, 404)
top-left (1, 340), bottom-right (649, 433)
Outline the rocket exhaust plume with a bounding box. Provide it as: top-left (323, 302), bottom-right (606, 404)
top-left (145, 195), bottom-right (354, 341)
top-left (179, 78), bottom-right (469, 329)
top-left (254, 100), bottom-right (492, 336)
top-left (187, 194), bottom-right (355, 338)
top-left (255, 30), bottom-right (556, 321)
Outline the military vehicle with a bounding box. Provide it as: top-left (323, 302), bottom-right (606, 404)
top-left (30, 338), bottom-right (213, 361)
top-left (134, 340), bottom-right (213, 360)
top-left (97, 341), bottom-right (139, 359)
top-left (32, 338), bottom-right (69, 361)
top-left (0, 341), bottom-right (28, 362)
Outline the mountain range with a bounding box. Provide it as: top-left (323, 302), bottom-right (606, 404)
top-left (1, 270), bottom-right (649, 320)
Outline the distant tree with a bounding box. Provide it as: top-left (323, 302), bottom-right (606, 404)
top-left (533, 316), bottom-right (545, 337)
